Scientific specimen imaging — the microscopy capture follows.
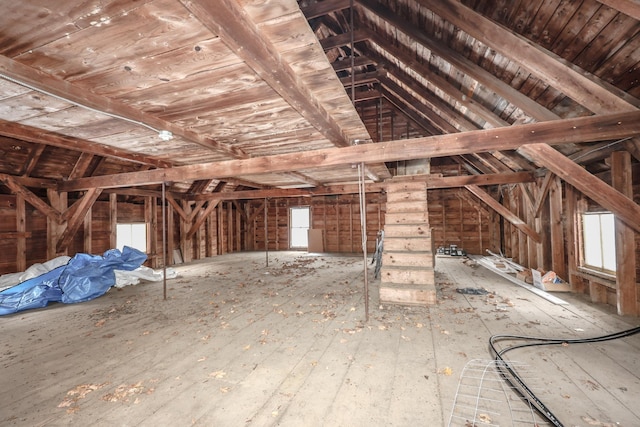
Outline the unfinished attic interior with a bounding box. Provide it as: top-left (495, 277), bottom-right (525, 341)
top-left (1, 0), bottom-right (639, 425)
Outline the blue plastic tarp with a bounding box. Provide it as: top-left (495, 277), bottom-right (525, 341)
top-left (0, 246), bottom-right (146, 315)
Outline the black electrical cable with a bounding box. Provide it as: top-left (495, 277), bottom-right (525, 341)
top-left (489, 325), bottom-right (640, 427)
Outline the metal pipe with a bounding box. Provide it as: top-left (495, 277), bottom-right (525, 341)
top-left (162, 181), bottom-right (167, 301)
top-left (264, 198), bottom-right (269, 267)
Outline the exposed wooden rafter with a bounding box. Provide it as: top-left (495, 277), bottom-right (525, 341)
top-left (59, 111), bottom-right (640, 191)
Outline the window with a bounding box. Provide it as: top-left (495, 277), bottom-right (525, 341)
top-left (290, 207), bottom-right (310, 249)
top-left (116, 223), bottom-right (147, 253)
top-left (581, 212), bottom-right (616, 274)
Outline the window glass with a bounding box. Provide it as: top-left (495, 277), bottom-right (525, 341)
top-left (117, 223), bottom-right (147, 253)
top-left (582, 213), bottom-right (615, 273)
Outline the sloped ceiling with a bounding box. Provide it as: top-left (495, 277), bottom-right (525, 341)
top-left (0, 0), bottom-right (639, 200)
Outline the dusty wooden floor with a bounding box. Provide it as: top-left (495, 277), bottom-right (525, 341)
top-left (1, 252), bottom-right (638, 426)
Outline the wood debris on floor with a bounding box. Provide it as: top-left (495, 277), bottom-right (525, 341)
top-left (1, 252), bottom-right (638, 426)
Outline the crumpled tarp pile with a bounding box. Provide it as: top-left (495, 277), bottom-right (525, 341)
top-left (0, 246), bottom-right (147, 316)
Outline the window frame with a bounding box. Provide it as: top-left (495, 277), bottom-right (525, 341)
top-left (579, 211), bottom-right (616, 275)
top-left (289, 206), bottom-right (310, 249)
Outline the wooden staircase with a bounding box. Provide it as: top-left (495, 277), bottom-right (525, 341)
top-left (379, 180), bottom-right (436, 306)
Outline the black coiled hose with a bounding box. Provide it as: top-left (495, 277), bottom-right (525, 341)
top-left (489, 325), bottom-right (640, 427)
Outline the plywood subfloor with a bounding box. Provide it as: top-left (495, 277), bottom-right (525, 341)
top-left (1, 253), bottom-right (638, 426)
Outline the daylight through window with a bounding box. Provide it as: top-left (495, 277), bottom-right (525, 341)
top-left (116, 223), bottom-right (147, 253)
top-left (581, 212), bottom-right (616, 274)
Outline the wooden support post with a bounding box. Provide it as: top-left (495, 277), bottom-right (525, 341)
top-left (227, 201), bottom-right (233, 253)
top-left (47, 189), bottom-right (66, 258)
top-left (150, 197), bottom-right (158, 267)
top-left (549, 177), bottom-right (566, 281)
top-left (167, 203), bottom-right (174, 265)
top-left (180, 200), bottom-right (192, 263)
top-left (16, 194), bottom-right (26, 272)
top-left (109, 193), bottom-right (117, 250)
top-left (83, 207), bottom-right (92, 255)
top-left (217, 203), bottom-right (224, 254)
top-left (145, 197), bottom-right (154, 265)
top-left (517, 187), bottom-right (527, 266)
top-left (207, 212), bottom-right (215, 256)
top-left (611, 151), bottom-right (638, 316)
top-left (235, 204), bottom-right (242, 251)
top-left (565, 185), bottom-right (584, 293)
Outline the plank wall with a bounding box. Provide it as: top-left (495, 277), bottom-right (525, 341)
top-left (0, 165), bottom-right (637, 316)
top-left (244, 195), bottom-right (385, 254)
top-left (428, 188), bottom-right (498, 255)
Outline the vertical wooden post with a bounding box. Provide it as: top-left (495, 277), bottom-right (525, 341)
top-left (145, 197), bottom-right (155, 265)
top-left (167, 202), bottom-right (174, 264)
top-left (565, 185), bottom-right (585, 293)
top-left (227, 201), bottom-right (233, 253)
top-left (109, 193), bottom-right (117, 250)
top-left (273, 201), bottom-right (277, 250)
top-left (477, 208), bottom-right (483, 254)
top-left (549, 177), bottom-right (566, 280)
top-left (16, 194), bottom-right (26, 272)
top-left (235, 204), bottom-right (242, 251)
top-left (509, 189), bottom-right (519, 262)
top-left (217, 203), bottom-right (224, 254)
top-left (207, 211), bottom-right (215, 256)
top-left (517, 187), bottom-right (527, 266)
top-left (349, 203), bottom-right (354, 253)
top-left (611, 151), bottom-right (637, 316)
top-left (180, 200), bottom-right (192, 263)
top-left (47, 189), bottom-right (62, 258)
top-left (83, 207), bottom-right (92, 255)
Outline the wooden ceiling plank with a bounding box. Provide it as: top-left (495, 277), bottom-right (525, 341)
top-left (421, 0), bottom-right (638, 114)
top-left (58, 110), bottom-right (640, 191)
top-left (363, 33), bottom-right (510, 128)
top-left (0, 173), bottom-right (62, 221)
top-left (0, 57), bottom-right (245, 159)
top-left (465, 184), bottom-right (542, 243)
top-left (519, 143), bottom-right (640, 233)
top-left (379, 76), bottom-right (457, 133)
top-left (357, 0), bottom-right (560, 122)
top-left (181, 0), bottom-right (350, 148)
top-left (363, 42), bottom-right (523, 172)
top-left (595, 0), bottom-right (640, 21)
top-left (378, 89), bottom-right (440, 135)
top-left (380, 72), bottom-right (477, 132)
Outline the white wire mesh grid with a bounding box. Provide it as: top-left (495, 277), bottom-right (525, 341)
top-left (448, 359), bottom-right (553, 427)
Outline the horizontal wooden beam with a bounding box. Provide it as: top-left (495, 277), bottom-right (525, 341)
top-left (0, 232), bottom-right (32, 238)
top-left (59, 111), bottom-right (640, 192)
top-left (0, 120), bottom-right (173, 169)
top-left (320, 30), bottom-right (370, 50)
top-left (189, 171), bottom-right (535, 201)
